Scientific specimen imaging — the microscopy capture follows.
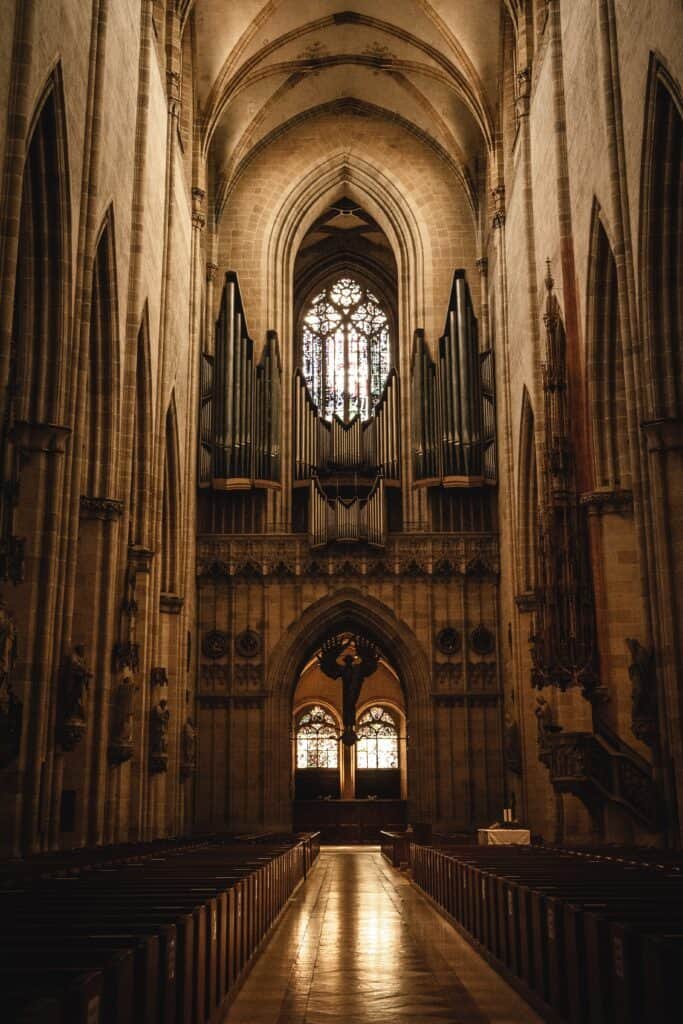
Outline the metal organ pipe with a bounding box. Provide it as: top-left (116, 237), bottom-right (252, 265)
top-left (411, 269), bottom-right (495, 487)
top-left (204, 272), bottom-right (281, 489)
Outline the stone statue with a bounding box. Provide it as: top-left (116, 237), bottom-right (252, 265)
top-left (318, 634), bottom-right (380, 745)
top-left (535, 695), bottom-right (561, 753)
top-left (626, 638), bottom-right (658, 746)
top-left (0, 598), bottom-right (22, 769)
top-left (150, 698), bottom-right (170, 773)
top-left (58, 644), bottom-right (93, 750)
top-left (109, 669), bottom-right (137, 764)
top-left (504, 709), bottom-right (522, 775)
top-left (180, 716), bottom-right (197, 779)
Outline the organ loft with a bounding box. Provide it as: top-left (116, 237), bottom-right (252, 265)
top-left (0, 2), bottom-right (681, 1022)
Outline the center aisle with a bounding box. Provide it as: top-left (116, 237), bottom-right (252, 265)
top-left (222, 847), bottom-right (542, 1024)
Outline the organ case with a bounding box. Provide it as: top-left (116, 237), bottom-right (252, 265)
top-left (411, 269), bottom-right (496, 488)
top-left (199, 272), bottom-right (281, 491)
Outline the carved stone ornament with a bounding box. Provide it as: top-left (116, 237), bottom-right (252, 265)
top-left (150, 666), bottom-right (168, 688)
top-left (0, 598), bottom-right (22, 769)
top-left (149, 698), bottom-right (170, 773)
top-left (160, 592), bottom-right (184, 614)
top-left (470, 624), bottom-right (495, 656)
top-left (79, 496), bottom-right (125, 521)
top-left (202, 630), bottom-right (229, 660)
top-left (57, 644), bottom-right (93, 752)
top-left (433, 662), bottom-right (463, 691)
top-left (436, 627), bottom-right (461, 656)
top-left (113, 642), bottom-right (140, 673)
top-left (235, 629), bottom-right (261, 658)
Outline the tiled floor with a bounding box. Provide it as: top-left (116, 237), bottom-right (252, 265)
top-left (222, 847), bottom-right (542, 1024)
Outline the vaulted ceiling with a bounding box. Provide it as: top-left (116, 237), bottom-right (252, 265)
top-left (186, 1), bottom-right (506, 215)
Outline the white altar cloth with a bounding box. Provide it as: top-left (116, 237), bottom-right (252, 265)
top-left (477, 828), bottom-right (531, 846)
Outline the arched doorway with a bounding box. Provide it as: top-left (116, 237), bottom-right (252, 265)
top-left (263, 589), bottom-right (435, 833)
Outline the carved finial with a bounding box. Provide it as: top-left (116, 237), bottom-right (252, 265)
top-left (544, 259), bottom-right (554, 293)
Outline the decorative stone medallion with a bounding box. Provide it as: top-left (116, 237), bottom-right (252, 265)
top-left (235, 629), bottom-right (261, 658)
top-left (470, 624), bottom-right (495, 656)
top-left (202, 630), bottom-right (229, 660)
top-left (436, 627), bottom-right (461, 656)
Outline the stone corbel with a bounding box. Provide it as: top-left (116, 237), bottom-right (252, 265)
top-left (79, 496), bottom-right (125, 521)
top-left (10, 421), bottom-right (70, 455)
top-left (580, 489), bottom-right (633, 517)
top-left (641, 417), bottom-right (683, 453)
top-left (515, 591), bottom-right (538, 613)
top-left (160, 592), bottom-right (184, 614)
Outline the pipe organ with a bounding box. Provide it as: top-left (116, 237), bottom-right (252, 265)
top-left (309, 477), bottom-right (386, 548)
top-left (412, 270), bottom-right (496, 487)
top-left (199, 273), bottom-right (281, 490)
top-left (293, 368), bottom-right (399, 481)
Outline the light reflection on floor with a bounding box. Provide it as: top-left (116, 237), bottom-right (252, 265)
top-left (222, 846), bottom-right (542, 1024)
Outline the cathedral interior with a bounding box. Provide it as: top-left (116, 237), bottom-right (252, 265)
top-left (0, 1), bottom-right (681, 1022)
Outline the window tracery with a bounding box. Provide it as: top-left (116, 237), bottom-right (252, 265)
top-left (356, 705), bottom-right (399, 769)
top-left (301, 277), bottom-right (391, 422)
top-left (295, 705), bottom-right (339, 769)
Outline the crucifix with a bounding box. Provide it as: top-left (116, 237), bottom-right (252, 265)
top-left (318, 634), bottom-right (380, 746)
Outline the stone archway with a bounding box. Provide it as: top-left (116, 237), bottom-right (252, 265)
top-left (262, 588), bottom-right (436, 829)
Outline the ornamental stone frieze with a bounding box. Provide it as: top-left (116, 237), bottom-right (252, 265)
top-left (197, 533), bottom-right (499, 582)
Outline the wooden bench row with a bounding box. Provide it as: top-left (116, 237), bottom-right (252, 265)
top-left (1, 832), bottom-right (320, 1024)
top-left (409, 842), bottom-right (683, 1024)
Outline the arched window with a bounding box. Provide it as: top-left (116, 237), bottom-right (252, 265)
top-left (296, 706), bottom-right (339, 769)
top-left (302, 277), bottom-right (391, 422)
top-left (356, 706), bottom-right (399, 769)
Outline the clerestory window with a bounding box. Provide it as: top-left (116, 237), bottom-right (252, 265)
top-left (296, 705), bottom-right (339, 769)
top-left (301, 277), bottom-right (391, 422)
top-left (356, 705), bottom-right (399, 769)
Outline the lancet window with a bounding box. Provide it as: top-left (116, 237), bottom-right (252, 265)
top-left (301, 277), bottom-right (391, 422)
top-left (295, 705), bottom-right (339, 769)
top-left (356, 706), bottom-right (399, 769)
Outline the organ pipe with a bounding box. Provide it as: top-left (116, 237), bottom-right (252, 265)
top-left (293, 368), bottom-right (399, 481)
top-left (412, 269), bottom-right (496, 487)
top-left (309, 477), bottom-right (386, 548)
top-left (201, 272), bottom-right (281, 491)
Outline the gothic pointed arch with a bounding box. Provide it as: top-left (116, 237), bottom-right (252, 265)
top-left (586, 203), bottom-right (631, 489)
top-left (263, 588), bottom-right (436, 825)
top-left (129, 304), bottom-right (153, 546)
top-left (161, 392), bottom-right (181, 596)
top-left (639, 55), bottom-right (682, 420)
top-left (12, 65), bottom-right (71, 424)
top-left (517, 387), bottom-right (538, 594)
top-left (83, 206), bottom-right (120, 499)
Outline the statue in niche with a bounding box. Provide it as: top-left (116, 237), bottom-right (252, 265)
top-left (0, 598), bottom-right (22, 769)
top-left (318, 634), bottom-right (380, 746)
top-left (180, 716), bottom-right (197, 779)
top-left (504, 708), bottom-right (523, 775)
top-left (150, 698), bottom-right (170, 773)
top-left (109, 669), bottom-right (138, 764)
top-left (58, 644), bottom-right (93, 751)
top-left (626, 638), bottom-right (658, 747)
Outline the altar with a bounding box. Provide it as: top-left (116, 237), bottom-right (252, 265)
top-left (293, 799), bottom-right (407, 844)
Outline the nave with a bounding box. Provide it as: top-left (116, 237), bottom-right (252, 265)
top-left (224, 848), bottom-right (540, 1024)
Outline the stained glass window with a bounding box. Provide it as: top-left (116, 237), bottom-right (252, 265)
top-left (356, 706), bottom-right (399, 769)
top-left (302, 277), bottom-right (391, 422)
top-left (296, 705), bottom-right (339, 769)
